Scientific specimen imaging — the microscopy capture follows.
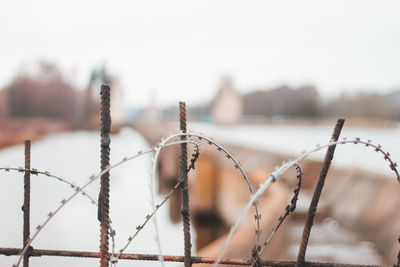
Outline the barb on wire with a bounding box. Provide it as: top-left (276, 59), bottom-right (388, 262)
top-left (188, 144), bottom-right (200, 172)
top-left (213, 137), bottom-right (400, 267)
top-left (258, 163), bottom-right (303, 257)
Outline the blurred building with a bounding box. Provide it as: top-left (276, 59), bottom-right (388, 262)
top-left (142, 91), bottom-right (162, 124)
top-left (109, 77), bottom-right (126, 125)
top-left (0, 89), bottom-right (8, 117)
top-left (84, 66), bottom-right (126, 126)
top-left (211, 77), bottom-right (243, 124)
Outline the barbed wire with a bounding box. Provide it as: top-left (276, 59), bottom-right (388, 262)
top-left (110, 139), bottom-right (201, 267)
top-left (257, 163), bottom-right (303, 259)
top-left (8, 134), bottom-right (399, 267)
top-left (0, 166), bottom-right (119, 256)
top-left (11, 138), bottom-right (200, 267)
top-left (0, 167), bottom-right (97, 204)
top-left (148, 139), bottom-right (200, 267)
top-left (213, 137), bottom-right (399, 267)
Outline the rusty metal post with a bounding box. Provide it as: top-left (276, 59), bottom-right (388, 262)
top-left (296, 118), bottom-right (345, 267)
top-left (98, 84), bottom-right (112, 267)
top-left (23, 140), bottom-right (31, 267)
top-left (179, 101), bottom-right (192, 267)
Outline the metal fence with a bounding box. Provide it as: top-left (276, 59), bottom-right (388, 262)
top-left (0, 84), bottom-right (399, 267)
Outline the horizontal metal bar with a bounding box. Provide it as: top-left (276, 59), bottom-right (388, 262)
top-left (0, 247), bottom-right (389, 267)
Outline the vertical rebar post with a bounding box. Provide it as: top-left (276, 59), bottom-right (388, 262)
top-left (23, 140), bottom-right (31, 267)
top-left (296, 118), bottom-right (345, 267)
top-left (98, 84), bottom-right (111, 267)
top-left (179, 101), bottom-right (192, 267)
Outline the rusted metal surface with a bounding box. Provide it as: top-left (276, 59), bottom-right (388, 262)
top-left (0, 247), bottom-right (391, 266)
top-left (23, 140), bottom-right (31, 267)
top-left (296, 119), bottom-right (345, 267)
top-left (179, 101), bottom-right (192, 267)
top-left (98, 84), bottom-right (111, 267)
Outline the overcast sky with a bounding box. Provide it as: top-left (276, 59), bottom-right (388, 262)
top-left (1, 0), bottom-right (400, 108)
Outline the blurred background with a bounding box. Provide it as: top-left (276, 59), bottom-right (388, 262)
top-left (1, 1), bottom-right (400, 266)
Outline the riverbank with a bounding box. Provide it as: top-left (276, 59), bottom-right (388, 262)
top-left (0, 118), bottom-right (72, 149)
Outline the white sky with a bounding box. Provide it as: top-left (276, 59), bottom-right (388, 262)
top-left (1, 0), bottom-right (400, 108)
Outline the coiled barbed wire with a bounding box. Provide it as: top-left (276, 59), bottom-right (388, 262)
top-left (135, 131), bottom-right (262, 251)
top-left (213, 137), bottom-right (399, 267)
top-left (10, 134), bottom-right (399, 267)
